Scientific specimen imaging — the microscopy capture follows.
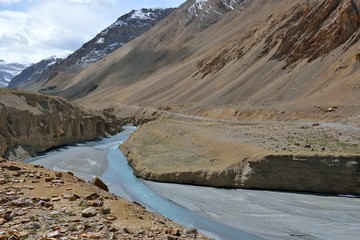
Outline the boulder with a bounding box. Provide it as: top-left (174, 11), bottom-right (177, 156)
top-left (92, 177), bottom-right (109, 192)
top-left (82, 207), bottom-right (97, 218)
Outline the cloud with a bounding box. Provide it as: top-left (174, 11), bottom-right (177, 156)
top-left (68, 0), bottom-right (115, 6)
top-left (0, 0), bottom-right (114, 62)
top-left (0, 0), bottom-right (184, 63)
top-left (0, 0), bottom-right (22, 5)
top-left (0, 9), bottom-right (74, 62)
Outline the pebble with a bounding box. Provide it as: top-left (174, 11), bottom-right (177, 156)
top-left (7, 165), bottom-right (21, 171)
top-left (85, 192), bottom-right (101, 200)
top-left (0, 178), bottom-right (6, 185)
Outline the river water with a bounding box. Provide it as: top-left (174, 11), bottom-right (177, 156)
top-left (25, 126), bottom-right (360, 240)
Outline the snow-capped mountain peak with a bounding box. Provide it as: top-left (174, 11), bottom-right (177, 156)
top-left (78, 8), bottom-right (175, 66)
top-left (183, 0), bottom-right (249, 30)
top-left (7, 56), bottom-right (62, 89)
top-left (0, 60), bottom-right (30, 88)
top-left (129, 9), bottom-right (157, 20)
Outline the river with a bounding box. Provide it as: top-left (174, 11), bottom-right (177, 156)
top-left (25, 126), bottom-right (360, 240)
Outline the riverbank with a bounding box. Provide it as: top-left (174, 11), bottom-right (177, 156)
top-left (122, 116), bottom-right (360, 195)
top-left (0, 157), bottom-right (209, 239)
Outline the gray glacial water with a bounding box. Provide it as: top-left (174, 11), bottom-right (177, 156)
top-left (26, 126), bottom-right (360, 240)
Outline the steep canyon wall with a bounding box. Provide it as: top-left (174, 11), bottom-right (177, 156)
top-left (0, 90), bottom-right (121, 159)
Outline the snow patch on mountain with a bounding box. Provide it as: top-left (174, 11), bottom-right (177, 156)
top-left (44, 56), bottom-right (60, 68)
top-left (185, 0), bottom-right (249, 28)
top-left (81, 42), bottom-right (123, 64)
top-left (130, 9), bottom-right (157, 19)
top-left (0, 60), bottom-right (29, 88)
top-left (78, 8), bottom-right (175, 66)
top-left (188, 0), bottom-right (208, 17)
top-left (96, 38), bottom-right (105, 44)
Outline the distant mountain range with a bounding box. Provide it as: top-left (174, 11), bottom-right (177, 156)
top-left (7, 56), bottom-right (61, 89)
top-left (0, 60), bottom-right (29, 88)
top-left (8, 8), bottom-right (175, 91)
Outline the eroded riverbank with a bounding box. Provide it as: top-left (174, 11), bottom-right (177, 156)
top-left (122, 116), bottom-right (360, 195)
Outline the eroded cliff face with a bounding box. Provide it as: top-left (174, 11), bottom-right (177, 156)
top-left (243, 155), bottom-right (360, 194)
top-left (124, 152), bottom-right (360, 195)
top-left (0, 89), bottom-right (122, 160)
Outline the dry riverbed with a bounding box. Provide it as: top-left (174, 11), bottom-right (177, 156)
top-left (0, 158), bottom-right (208, 240)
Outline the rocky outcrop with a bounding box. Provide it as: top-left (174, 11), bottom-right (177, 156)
top-left (196, 0), bottom-right (360, 76)
top-left (0, 89), bottom-right (122, 160)
top-left (271, 0), bottom-right (360, 65)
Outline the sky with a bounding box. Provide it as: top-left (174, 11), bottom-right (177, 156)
top-left (0, 0), bottom-right (185, 63)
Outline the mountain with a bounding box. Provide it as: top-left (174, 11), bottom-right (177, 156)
top-left (7, 56), bottom-right (62, 89)
top-left (10, 8), bottom-right (175, 91)
top-left (0, 60), bottom-right (29, 88)
top-left (40, 0), bottom-right (358, 122)
top-left (69, 8), bottom-right (176, 66)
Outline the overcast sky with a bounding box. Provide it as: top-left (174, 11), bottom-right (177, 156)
top-left (0, 0), bottom-right (184, 63)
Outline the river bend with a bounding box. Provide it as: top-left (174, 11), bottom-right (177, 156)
top-left (25, 126), bottom-right (360, 240)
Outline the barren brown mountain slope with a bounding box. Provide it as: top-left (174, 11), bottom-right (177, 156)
top-left (39, 0), bottom-right (359, 122)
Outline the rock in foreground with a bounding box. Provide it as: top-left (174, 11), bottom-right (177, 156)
top-left (0, 158), bottom-right (208, 239)
top-left (0, 89), bottom-right (122, 160)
